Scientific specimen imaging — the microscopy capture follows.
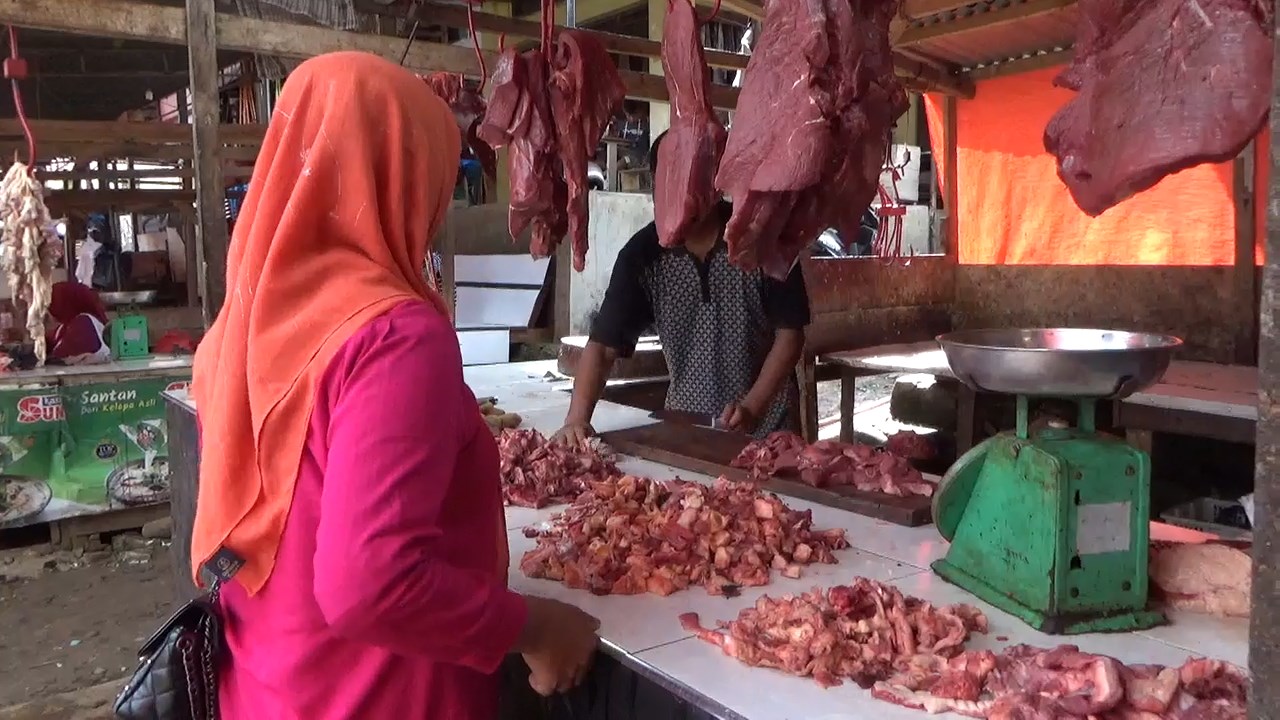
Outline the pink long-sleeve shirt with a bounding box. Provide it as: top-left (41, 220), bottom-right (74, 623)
top-left (216, 301), bottom-right (527, 720)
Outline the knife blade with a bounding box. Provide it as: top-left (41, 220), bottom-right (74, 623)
top-left (649, 409), bottom-right (729, 431)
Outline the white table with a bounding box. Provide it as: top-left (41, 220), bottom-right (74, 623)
top-left (496, 373), bottom-right (1248, 720)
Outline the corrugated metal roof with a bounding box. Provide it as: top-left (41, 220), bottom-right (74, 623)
top-left (901, 2), bottom-right (1077, 71)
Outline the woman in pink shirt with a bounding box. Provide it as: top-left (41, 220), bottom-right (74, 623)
top-left (188, 52), bottom-right (599, 719)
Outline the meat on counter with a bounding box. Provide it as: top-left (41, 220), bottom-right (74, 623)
top-left (497, 428), bottom-right (618, 508)
top-left (873, 644), bottom-right (1248, 719)
top-left (520, 474), bottom-right (849, 596)
top-left (1149, 540), bottom-right (1251, 618)
top-left (679, 577), bottom-right (988, 689)
top-left (732, 431), bottom-right (936, 497)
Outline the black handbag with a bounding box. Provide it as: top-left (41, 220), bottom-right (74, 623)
top-left (115, 549), bottom-right (242, 720)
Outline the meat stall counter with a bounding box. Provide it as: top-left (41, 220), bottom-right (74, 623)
top-left (164, 360), bottom-right (1248, 720)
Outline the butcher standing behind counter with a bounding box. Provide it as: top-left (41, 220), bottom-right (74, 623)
top-left (556, 131), bottom-right (811, 443)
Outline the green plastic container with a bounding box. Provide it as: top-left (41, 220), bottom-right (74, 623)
top-left (110, 313), bottom-right (150, 359)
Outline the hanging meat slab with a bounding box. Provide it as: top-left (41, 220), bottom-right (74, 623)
top-left (1043, 0), bottom-right (1273, 216)
top-left (548, 30), bottom-right (626, 271)
top-left (420, 72), bottom-right (496, 180)
top-left (714, 0), bottom-right (906, 279)
top-left (654, 0), bottom-right (728, 248)
top-left (477, 35), bottom-right (624, 270)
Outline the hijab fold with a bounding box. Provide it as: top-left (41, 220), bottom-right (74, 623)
top-left (190, 53), bottom-right (459, 594)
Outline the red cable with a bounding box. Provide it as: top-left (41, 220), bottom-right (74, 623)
top-left (465, 1), bottom-right (488, 93)
top-left (4, 26), bottom-right (35, 171)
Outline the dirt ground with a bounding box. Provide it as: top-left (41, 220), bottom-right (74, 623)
top-left (0, 537), bottom-right (174, 708)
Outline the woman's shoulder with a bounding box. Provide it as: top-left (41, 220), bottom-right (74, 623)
top-left (331, 300), bottom-right (458, 377)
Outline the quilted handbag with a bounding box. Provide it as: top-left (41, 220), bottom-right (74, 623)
top-left (113, 589), bottom-right (224, 720)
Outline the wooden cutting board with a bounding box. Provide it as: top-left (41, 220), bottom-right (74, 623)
top-left (600, 423), bottom-right (934, 527)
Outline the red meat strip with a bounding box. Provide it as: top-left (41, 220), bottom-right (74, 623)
top-left (1044, 0), bottom-right (1273, 216)
top-left (654, 0), bottom-right (728, 247)
top-left (714, 0), bottom-right (906, 279)
top-left (548, 31), bottom-right (626, 271)
top-left (520, 475), bottom-right (849, 596)
top-left (682, 578), bottom-right (988, 689)
top-left (497, 428), bottom-right (618, 508)
top-left (420, 72), bottom-right (496, 180)
top-left (732, 431), bottom-right (936, 497)
top-left (885, 430), bottom-right (937, 462)
top-left (870, 642), bottom-right (1248, 719)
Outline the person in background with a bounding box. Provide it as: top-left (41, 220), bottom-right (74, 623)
top-left (555, 130), bottom-right (811, 444)
top-left (47, 281), bottom-right (111, 365)
top-left (189, 52), bottom-right (598, 720)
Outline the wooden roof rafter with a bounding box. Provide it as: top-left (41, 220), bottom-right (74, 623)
top-left (897, 0), bottom-right (1076, 47)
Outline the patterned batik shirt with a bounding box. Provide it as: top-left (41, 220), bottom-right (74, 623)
top-left (589, 203), bottom-right (811, 438)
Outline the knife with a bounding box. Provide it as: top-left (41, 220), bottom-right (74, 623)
top-left (649, 409), bottom-right (730, 431)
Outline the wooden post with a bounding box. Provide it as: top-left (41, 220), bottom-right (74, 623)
top-left (1249, 18), bottom-right (1280, 715)
top-left (943, 95), bottom-right (959, 262)
top-left (186, 0), bottom-right (229, 326)
top-left (1233, 146), bottom-right (1258, 365)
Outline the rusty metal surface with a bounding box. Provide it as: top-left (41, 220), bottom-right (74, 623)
top-left (806, 305), bottom-right (952, 356)
top-left (952, 266), bottom-right (1242, 363)
top-left (802, 255), bottom-right (955, 315)
top-left (1249, 34), bottom-right (1280, 717)
top-left (164, 395), bottom-right (200, 603)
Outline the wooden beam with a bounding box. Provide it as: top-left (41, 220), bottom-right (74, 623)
top-left (902, 0), bottom-right (978, 19)
top-left (898, 0), bottom-right (1076, 47)
top-left (1234, 146), bottom-right (1259, 364)
top-left (964, 48), bottom-right (1073, 81)
top-left (0, 0), bottom-right (738, 109)
top-left (0, 120), bottom-right (265, 145)
top-left (186, 0), bottom-right (229, 325)
top-left (360, 1), bottom-right (752, 70)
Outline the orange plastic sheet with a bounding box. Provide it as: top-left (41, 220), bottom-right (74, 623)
top-left (922, 67), bottom-right (1243, 266)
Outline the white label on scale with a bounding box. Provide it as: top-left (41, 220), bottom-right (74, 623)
top-left (1076, 502), bottom-right (1132, 555)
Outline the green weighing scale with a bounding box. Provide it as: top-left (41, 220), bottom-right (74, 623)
top-left (932, 328), bottom-right (1183, 634)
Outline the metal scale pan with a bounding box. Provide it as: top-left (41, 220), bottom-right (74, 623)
top-left (937, 328), bottom-right (1183, 400)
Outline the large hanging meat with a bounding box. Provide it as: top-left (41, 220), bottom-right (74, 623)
top-left (714, 0), bottom-right (907, 279)
top-left (477, 30), bottom-right (625, 271)
top-left (1043, 0), bottom-right (1273, 216)
top-left (654, 0), bottom-right (728, 247)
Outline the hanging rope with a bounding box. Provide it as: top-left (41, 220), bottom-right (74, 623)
top-left (4, 26), bottom-right (35, 172)
top-left (465, 0), bottom-right (489, 93)
top-left (873, 145), bottom-right (911, 266)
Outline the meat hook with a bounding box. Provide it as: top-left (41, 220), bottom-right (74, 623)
top-left (4, 25), bottom-right (36, 173)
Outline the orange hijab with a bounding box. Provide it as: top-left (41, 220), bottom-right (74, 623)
top-left (190, 52), bottom-right (460, 594)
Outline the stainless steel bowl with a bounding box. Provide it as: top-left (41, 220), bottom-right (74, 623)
top-left (937, 328), bottom-right (1183, 399)
top-left (100, 290), bottom-right (158, 307)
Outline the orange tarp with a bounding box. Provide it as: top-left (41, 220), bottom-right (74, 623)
top-left (923, 67), bottom-right (1242, 266)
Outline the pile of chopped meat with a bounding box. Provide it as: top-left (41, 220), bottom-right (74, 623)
top-left (497, 428), bottom-right (618, 508)
top-left (714, 0), bottom-right (907, 278)
top-left (477, 31), bottom-right (625, 270)
top-left (0, 161), bottom-right (61, 365)
top-left (679, 577), bottom-right (989, 688)
top-left (520, 475), bottom-right (849, 596)
top-left (872, 644), bottom-right (1249, 719)
top-left (420, 72), bottom-right (497, 182)
top-left (885, 431), bottom-right (937, 462)
top-left (732, 431), bottom-right (936, 497)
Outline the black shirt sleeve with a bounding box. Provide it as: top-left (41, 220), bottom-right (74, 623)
top-left (763, 261), bottom-right (812, 330)
top-left (588, 226), bottom-right (657, 358)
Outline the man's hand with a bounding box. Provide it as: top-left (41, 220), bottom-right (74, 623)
top-left (720, 400), bottom-right (761, 433)
top-left (519, 596), bottom-right (601, 695)
top-left (553, 420), bottom-right (596, 446)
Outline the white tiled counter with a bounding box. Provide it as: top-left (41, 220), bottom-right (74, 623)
top-left (489, 363), bottom-right (1251, 720)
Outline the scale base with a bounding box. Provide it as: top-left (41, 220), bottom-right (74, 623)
top-left (932, 558), bottom-right (1166, 635)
